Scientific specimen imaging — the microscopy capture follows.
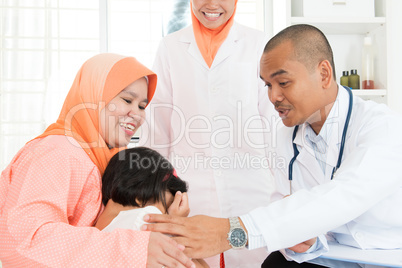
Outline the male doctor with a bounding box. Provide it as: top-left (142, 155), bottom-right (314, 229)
top-left (143, 24), bottom-right (402, 267)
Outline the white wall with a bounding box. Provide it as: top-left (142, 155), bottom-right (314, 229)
top-left (386, 0), bottom-right (402, 114)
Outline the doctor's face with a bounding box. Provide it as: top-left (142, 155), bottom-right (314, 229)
top-left (192, 0), bottom-right (236, 29)
top-left (260, 41), bottom-right (325, 128)
top-left (100, 77), bottom-right (148, 148)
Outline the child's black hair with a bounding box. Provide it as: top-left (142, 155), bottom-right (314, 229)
top-left (101, 147), bottom-right (188, 213)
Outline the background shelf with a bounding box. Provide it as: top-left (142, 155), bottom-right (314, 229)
top-left (290, 17), bottom-right (386, 34)
top-left (351, 89), bottom-right (386, 96)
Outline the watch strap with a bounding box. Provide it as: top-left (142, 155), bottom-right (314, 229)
top-left (229, 217), bottom-right (242, 230)
top-left (227, 217), bottom-right (247, 249)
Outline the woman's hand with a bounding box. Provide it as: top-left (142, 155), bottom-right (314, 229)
top-left (168, 191), bottom-right (190, 217)
top-left (147, 232), bottom-right (195, 268)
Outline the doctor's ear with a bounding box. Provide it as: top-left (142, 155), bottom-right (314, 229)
top-left (318, 60), bottom-right (333, 89)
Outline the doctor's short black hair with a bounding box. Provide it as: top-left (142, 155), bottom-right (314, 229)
top-left (101, 147), bottom-right (188, 212)
top-left (264, 24), bottom-right (336, 80)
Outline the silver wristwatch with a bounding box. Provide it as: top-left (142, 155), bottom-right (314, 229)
top-left (227, 217), bottom-right (247, 249)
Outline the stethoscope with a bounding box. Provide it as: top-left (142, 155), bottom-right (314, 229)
top-left (288, 86), bottom-right (353, 194)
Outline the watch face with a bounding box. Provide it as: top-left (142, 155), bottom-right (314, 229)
top-left (229, 228), bottom-right (246, 248)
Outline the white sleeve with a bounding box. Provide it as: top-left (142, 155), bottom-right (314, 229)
top-left (240, 214), bottom-right (267, 250)
top-left (282, 234), bottom-right (329, 263)
top-left (242, 112), bottom-right (402, 252)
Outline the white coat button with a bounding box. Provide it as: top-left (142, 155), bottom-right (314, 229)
top-left (211, 87), bottom-right (220, 93)
top-left (216, 171), bottom-right (222, 177)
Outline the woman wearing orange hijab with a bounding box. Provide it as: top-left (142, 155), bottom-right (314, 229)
top-left (141, 0), bottom-right (276, 267)
top-left (0, 53), bottom-right (195, 268)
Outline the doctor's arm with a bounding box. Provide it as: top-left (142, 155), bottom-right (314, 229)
top-left (143, 115), bottom-right (402, 258)
top-left (242, 115), bottom-right (402, 254)
top-left (282, 235), bottom-right (330, 263)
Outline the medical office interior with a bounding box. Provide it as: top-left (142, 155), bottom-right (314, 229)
top-left (2, 0), bottom-right (402, 171)
top-left (1, 0), bottom-right (402, 266)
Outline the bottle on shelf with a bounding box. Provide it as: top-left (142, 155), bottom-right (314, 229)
top-left (340, 71), bottom-right (349, 87)
top-left (349, 69), bottom-right (360, 89)
top-left (361, 36), bottom-right (375, 89)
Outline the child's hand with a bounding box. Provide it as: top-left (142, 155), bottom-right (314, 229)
top-left (193, 258), bottom-right (210, 268)
top-left (168, 191), bottom-right (190, 217)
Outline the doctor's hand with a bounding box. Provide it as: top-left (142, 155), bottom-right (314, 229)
top-left (288, 237), bottom-right (317, 253)
top-left (147, 232), bottom-right (196, 268)
top-left (168, 191), bottom-right (190, 217)
top-left (142, 214), bottom-right (231, 259)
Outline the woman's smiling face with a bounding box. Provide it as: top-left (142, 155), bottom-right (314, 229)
top-left (191, 0), bottom-right (236, 29)
top-left (100, 77), bottom-right (148, 148)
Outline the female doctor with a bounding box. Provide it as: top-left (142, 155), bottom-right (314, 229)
top-left (140, 0), bottom-right (277, 267)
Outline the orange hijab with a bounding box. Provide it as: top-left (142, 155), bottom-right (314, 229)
top-left (191, 0), bottom-right (238, 67)
top-left (34, 53), bottom-right (157, 174)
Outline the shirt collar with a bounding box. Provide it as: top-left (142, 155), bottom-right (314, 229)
top-left (305, 94), bottom-right (339, 147)
top-left (295, 84), bottom-right (349, 148)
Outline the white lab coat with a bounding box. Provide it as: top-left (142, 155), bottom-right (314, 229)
top-left (243, 85), bottom-right (402, 266)
top-left (140, 23), bottom-right (277, 267)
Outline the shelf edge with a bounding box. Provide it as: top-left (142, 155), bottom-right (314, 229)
top-left (351, 89), bottom-right (387, 96)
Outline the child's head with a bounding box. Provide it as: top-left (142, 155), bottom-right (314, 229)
top-left (101, 147), bottom-right (188, 213)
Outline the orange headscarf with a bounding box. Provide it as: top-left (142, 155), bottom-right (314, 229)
top-left (34, 53), bottom-right (157, 174)
top-left (191, 0), bottom-right (238, 67)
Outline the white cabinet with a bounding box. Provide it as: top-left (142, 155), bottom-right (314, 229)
top-left (265, 0), bottom-right (397, 106)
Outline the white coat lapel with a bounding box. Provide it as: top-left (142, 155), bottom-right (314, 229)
top-left (210, 23), bottom-right (239, 69)
top-left (181, 23), bottom-right (239, 70)
top-left (187, 41), bottom-right (210, 69)
top-left (293, 125), bottom-right (326, 186)
top-left (326, 122), bottom-right (341, 173)
top-left (180, 27), bottom-right (210, 69)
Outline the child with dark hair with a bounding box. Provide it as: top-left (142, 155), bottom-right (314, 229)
top-left (95, 147), bottom-right (209, 267)
top-left (95, 146), bottom-right (189, 231)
